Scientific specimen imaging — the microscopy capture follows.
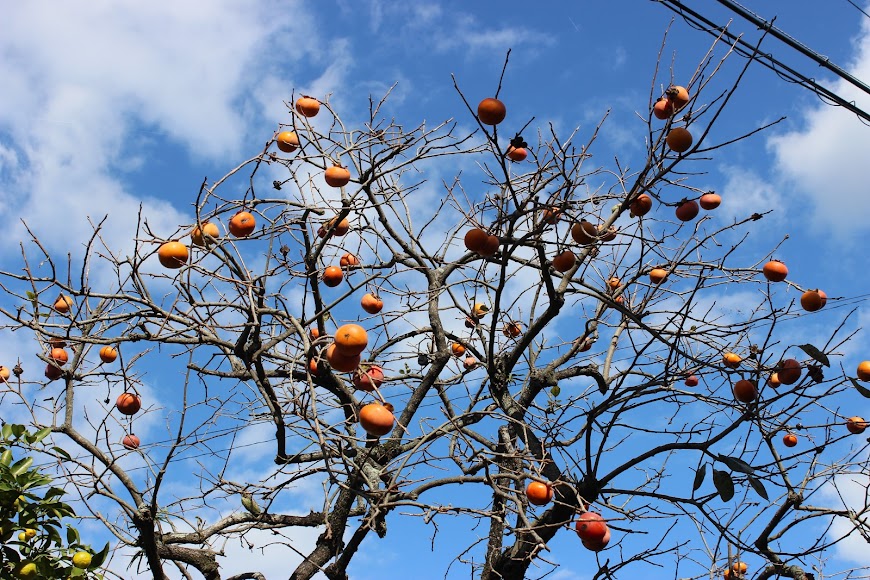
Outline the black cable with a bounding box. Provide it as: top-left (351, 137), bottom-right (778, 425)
top-left (845, 0), bottom-right (870, 20)
top-left (713, 0), bottom-right (870, 99)
top-left (653, 0), bottom-right (870, 125)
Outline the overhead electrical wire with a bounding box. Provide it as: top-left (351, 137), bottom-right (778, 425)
top-left (712, 0), bottom-right (870, 99)
top-left (844, 0), bottom-right (870, 21)
top-left (654, 0), bottom-right (870, 125)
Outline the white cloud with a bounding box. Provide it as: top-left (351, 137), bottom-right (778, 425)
top-left (0, 1), bottom-right (322, 264)
top-left (718, 165), bottom-right (784, 223)
top-left (819, 447), bottom-right (870, 567)
top-left (113, 522), bottom-right (327, 579)
top-left (767, 17), bottom-right (870, 236)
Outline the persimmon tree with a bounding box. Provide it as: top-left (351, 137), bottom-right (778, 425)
top-left (1, 39), bottom-right (869, 580)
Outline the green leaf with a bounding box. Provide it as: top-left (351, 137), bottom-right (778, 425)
top-left (712, 469), bottom-right (735, 501)
top-left (25, 291), bottom-right (36, 300)
top-left (850, 378), bottom-right (870, 398)
top-left (44, 487), bottom-right (65, 500)
top-left (550, 385), bottom-right (561, 397)
top-left (91, 542), bottom-right (110, 568)
top-left (9, 456), bottom-right (33, 477)
top-left (30, 427), bottom-right (51, 444)
top-left (798, 344), bottom-right (830, 367)
top-left (693, 464), bottom-right (706, 491)
top-left (66, 525), bottom-right (79, 545)
top-left (1, 423), bottom-right (11, 440)
top-left (748, 476), bottom-right (769, 500)
top-left (717, 454), bottom-right (754, 474)
top-left (10, 425), bottom-right (24, 439)
top-left (52, 447), bottom-right (72, 461)
top-left (0, 450), bottom-right (11, 466)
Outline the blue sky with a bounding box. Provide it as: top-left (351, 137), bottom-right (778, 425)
top-left (2, 1), bottom-right (870, 579)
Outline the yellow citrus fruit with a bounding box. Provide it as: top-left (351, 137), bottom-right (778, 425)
top-left (15, 562), bottom-right (38, 578)
top-left (72, 550), bottom-right (93, 569)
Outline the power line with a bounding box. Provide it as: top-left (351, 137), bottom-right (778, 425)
top-left (654, 0), bottom-right (870, 125)
top-left (712, 0), bottom-right (870, 99)
top-left (845, 0), bottom-right (870, 21)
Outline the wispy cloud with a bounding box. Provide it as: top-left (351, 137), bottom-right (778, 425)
top-left (767, 16), bottom-right (870, 238)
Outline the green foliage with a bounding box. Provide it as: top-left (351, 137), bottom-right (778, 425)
top-left (0, 424), bottom-right (107, 579)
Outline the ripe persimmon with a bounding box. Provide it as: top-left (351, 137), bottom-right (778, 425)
top-left (99, 346), bottom-right (118, 363)
top-left (699, 192), bottom-right (721, 210)
top-left (334, 324), bottom-right (368, 357)
top-left (463, 356), bottom-right (478, 370)
top-left (762, 260), bottom-right (788, 282)
top-left (846, 416), bottom-right (868, 434)
top-left (229, 211), bottom-right (256, 238)
top-left (464, 228), bottom-right (489, 253)
top-left (675, 199), bottom-right (699, 221)
top-left (54, 294), bottom-right (74, 313)
top-left (359, 402), bottom-right (395, 437)
top-left (607, 277), bottom-right (620, 290)
top-left (649, 268), bottom-right (668, 284)
top-left (325, 165), bottom-right (351, 188)
top-left (275, 130), bottom-right (299, 153)
top-left (653, 97), bottom-right (674, 120)
top-left (472, 303), bottom-right (489, 318)
top-left (116, 392), bottom-right (142, 415)
top-left (800, 289), bottom-right (825, 312)
top-left (733, 379), bottom-right (758, 403)
top-left (0, 366), bottom-right (9, 381)
top-left (666, 127), bottom-right (693, 153)
top-left (339, 253), bottom-right (359, 267)
top-left (552, 250), bottom-right (576, 273)
top-left (49, 347), bottom-right (68, 366)
top-left (782, 433), bottom-right (798, 448)
top-left (777, 359), bottom-right (801, 385)
top-left (575, 511), bottom-right (608, 542)
top-left (451, 343), bottom-right (466, 357)
top-left (191, 222), bottom-right (220, 247)
top-left (571, 220), bottom-right (597, 245)
top-left (666, 85), bottom-right (690, 110)
top-left (478, 234), bottom-right (500, 257)
top-left (582, 526), bottom-right (611, 551)
top-left (526, 481), bottom-right (553, 506)
top-left (857, 361), bottom-right (870, 381)
top-left (325, 343), bottom-right (361, 372)
top-left (685, 375), bottom-right (699, 387)
top-left (506, 146), bottom-right (527, 162)
top-left (296, 96), bottom-right (320, 117)
top-left (361, 293), bottom-right (383, 314)
top-left (599, 226), bottom-right (618, 242)
top-left (723, 352), bottom-right (742, 369)
top-left (352, 365), bottom-right (384, 391)
top-left (731, 561), bottom-right (748, 575)
top-left (44, 364), bottom-right (63, 381)
top-left (541, 207), bottom-right (562, 224)
top-left (122, 434), bottom-right (140, 450)
top-left (477, 97), bottom-right (506, 125)
top-left (767, 373), bottom-right (781, 388)
top-left (157, 241), bottom-right (189, 269)
top-left (322, 266), bottom-right (343, 287)
top-left (319, 217), bottom-right (350, 238)
top-left (503, 322), bottom-right (522, 338)
top-left (630, 194), bottom-right (653, 217)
